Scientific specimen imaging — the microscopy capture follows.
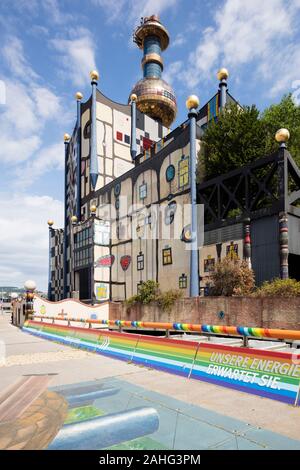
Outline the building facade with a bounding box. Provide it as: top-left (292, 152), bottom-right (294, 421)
top-left (49, 15), bottom-right (300, 302)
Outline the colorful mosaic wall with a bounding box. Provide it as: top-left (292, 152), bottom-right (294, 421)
top-left (23, 320), bottom-right (300, 406)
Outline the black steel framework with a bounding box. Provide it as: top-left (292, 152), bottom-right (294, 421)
top-left (197, 148), bottom-right (300, 231)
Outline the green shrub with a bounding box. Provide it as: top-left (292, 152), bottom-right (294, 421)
top-left (254, 278), bottom-right (300, 297)
top-left (211, 255), bottom-right (255, 296)
top-left (157, 289), bottom-right (183, 312)
top-left (125, 281), bottom-right (183, 311)
top-left (125, 280), bottom-right (159, 307)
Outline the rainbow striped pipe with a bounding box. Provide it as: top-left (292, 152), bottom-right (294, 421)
top-left (31, 315), bottom-right (300, 341)
top-left (23, 320), bottom-right (300, 406)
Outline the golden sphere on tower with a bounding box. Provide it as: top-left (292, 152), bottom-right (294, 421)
top-left (186, 95), bottom-right (200, 110)
top-left (75, 91), bottom-right (83, 101)
top-left (90, 70), bottom-right (99, 81)
top-left (64, 133), bottom-right (71, 142)
top-left (47, 219), bottom-right (54, 227)
top-left (130, 93), bottom-right (137, 102)
top-left (90, 204), bottom-right (97, 214)
top-left (71, 215), bottom-right (78, 223)
top-left (217, 68), bottom-right (229, 81)
top-left (275, 128), bottom-right (290, 143)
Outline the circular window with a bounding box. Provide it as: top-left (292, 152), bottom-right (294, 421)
top-left (166, 164), bottom-right (175, 182)
top-left (114, 182), bottom-right (121, 197)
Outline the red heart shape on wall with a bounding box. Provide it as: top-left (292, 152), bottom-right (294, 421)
top-left (120, 255), bottom-right (131, 271)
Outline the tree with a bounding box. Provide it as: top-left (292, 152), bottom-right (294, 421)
top-left (210, 256), bottom-right (255, 296)
top-left (198, 95), bottom-right (300, 181)
top-left (261, 94), bottom-right (300, 168)
top-left (199, 103), bottom-right (268, 180)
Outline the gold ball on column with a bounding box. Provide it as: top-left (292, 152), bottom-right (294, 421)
top-left (47, 219), bottom-right (54, 227)
top-left (130, 93), bottom-right (137, 102)
top-left (71, 215), bottom-right (78, 223)
top-left (75, 91), bottom-right (83, 101)
top-left (217, 68), bottom-right (229, 81)
top-left (186, 95), bottom-right (200, 110)
top-left (64, 133), bottom-right (71, 142)
top-left (275, 128), bottom-right (290, 143)
top-left (90, 70), bottom-right (99, 81)
top-left (90, 204), bottom-right (97, 214)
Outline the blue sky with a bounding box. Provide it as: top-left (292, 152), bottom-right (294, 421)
top-left (1, 0), bottom-right (300, 290)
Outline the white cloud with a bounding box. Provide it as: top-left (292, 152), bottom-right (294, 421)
top-left (15, 142), bottom-right (64, 187)
top-left (163, 60), bottom-right (183, 86)
top-left (172, 33), bottom-right (186, 48)
top-left (2, 36), bottom-right (39, 83)
top-left (0, 193), bottom-right (64, 290)
top-left (0, 36), bottom-right (63, 174)
top-left (51, 33), bottom-right (97, 87)
top-left (180, 0), bottom-right (300, 94)
top-left (92, 0), bottom-right (180, 24)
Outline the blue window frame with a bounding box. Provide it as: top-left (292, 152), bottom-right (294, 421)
top-left (139, 182), bottom-right (147, 200)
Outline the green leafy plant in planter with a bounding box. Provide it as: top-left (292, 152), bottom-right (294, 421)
top-left (254, 278), bottom-right (300, 297)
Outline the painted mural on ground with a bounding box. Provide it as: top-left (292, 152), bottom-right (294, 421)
top-left (1, 375), bottom-right (300, 450)
top-left (33, 295), bottom-right (109, 321)
top-left (23, 321), bottom-right (300, 406)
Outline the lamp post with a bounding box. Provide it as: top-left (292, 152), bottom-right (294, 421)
top-left (63, 133), bottom-right (71, 299)
top-left (90, 70), bottom-right (99, 190)
top-left (217, 68), bottom-right (229, 110)
top-left (186, 95), bottom-right (200, 298)
top-left (75, 92), bottom-right (83, 220)
top-left (24, 280), bottom-right (36, 320)
top-left (70, 215), bottom-right (78, 295)
top-left (47, 219), bottom-right (54, 300)
top-left (90, 204), bottom-right (97, 305)
top-left (130, 93), bottom-right (137, 161)
top-left (276, 128), bottom-right (290, 280)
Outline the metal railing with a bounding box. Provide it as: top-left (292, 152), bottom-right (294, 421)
top-left (29, 315), bottom-right (300, 342)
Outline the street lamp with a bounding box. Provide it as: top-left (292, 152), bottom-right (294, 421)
top-left (47, 219), bottom-right (54, 300)
top-left (24, 280), bottom-right (36, 320)
top-left (186, 95), bottom-right (200, 298)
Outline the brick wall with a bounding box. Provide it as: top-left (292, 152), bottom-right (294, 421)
top-left (109, 297), bottom-right (300, 330)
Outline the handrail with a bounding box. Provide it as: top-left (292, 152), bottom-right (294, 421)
top-left (29, 315), bottom-right (300, 341)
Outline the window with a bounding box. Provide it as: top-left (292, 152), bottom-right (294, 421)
top-left (94, 221), bottom-right (110, 246)
top-left (83, 121), bottom-right (91, 139)
top-left (115, 198), bottom-right (120, 210)
top-left (165, 201), bottom-right (177, 225)
top-left (179, 274), bottom-right (187, 289)
top-left (124, 134), bottom-right (130, 144)
top-left (162, 247), bottom-right (172, 265)
top-left (166, 164), bottom-right (175, 182)
top-left (137, 252), bottom-right (144, 271)
top-left (204, 257), bottom-right (215, 273)
top-left (178, 156), bottom-right (189, 188)
top-left (139, 182), bottom-right (147, 200)
top-left (116, 131), bottom-right (123, 141)
top-left (226, 242), bottom-right (238, 259)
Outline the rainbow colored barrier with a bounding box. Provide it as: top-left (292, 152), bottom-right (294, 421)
top-left (31, 315), bottom-right (300, 341)
top-left (23, 320), bottom-right (300, 406)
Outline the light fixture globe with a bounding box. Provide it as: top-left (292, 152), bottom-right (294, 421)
top-left (75, 91), bottom-right (83, 101)
top-left (64, 133), bottom-right (71, 142)
top-left (90, 70), bottom-right (99, 81)
top-left (130, 93), bottom-right (137, 102)
top-left (186, 95), bottom-right (200, 110)
top-left (90, 204), bottom-right (97, 214)
top-left (217, 68), bottom-right (229, 81)
top-left (47, 219), bottom-right (54, 227)
top-left (71, 215), bottom-right (78, 224)
top-left (10, 292), bottom-right (18, 300)
top-left (24, 280), bottom-right (36, 291)
top-left (275, 128), bottom-right (290, 143)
